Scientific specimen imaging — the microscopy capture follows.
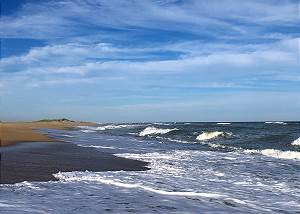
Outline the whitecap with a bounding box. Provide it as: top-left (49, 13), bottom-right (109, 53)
top-left (0, 203), bottom-right (19, 208)
top-left (96, 124), bottom-right (140, 130)
top-left (214, 172), bottom-right (225, 177)
top-left (78, 124), bottom-right (140, 132)
top-left (265, 121), bottom-right (287, 125)
top-left (78, 144), bottom-right (117, 149)
top-left (61, 134), bottom-right (74, 138)
top-left (81, 130), bottom-right (96, 133)
top-left (77, 125), bottom-right (96, 129)
top-left (77, 125), bottom-right (99, 132)
top-left (152, 122), bottom-right (171, 125)
top-left (3, 181), bottom-right (43, 190)
top-left (139, 127), bottom-right (178, 137)
top-left (291, 137), bottom-right (300, 146)
top-left (196, 131), bottom-right (225, 141)
top-left (115, 152), bottom-right (179, 160)
top-left (217, 122), bottom-right (231, 125)
top-left (244, 149), bottom-right (300, 160)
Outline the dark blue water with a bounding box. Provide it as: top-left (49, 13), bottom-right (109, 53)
top-left (1, 122), bottom-right (300, 213)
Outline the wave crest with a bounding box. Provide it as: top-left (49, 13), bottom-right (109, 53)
top-left (244, 149), bottom-right (300, 160)
top-left (139, 127), bottom-right (178, 137)
top-left (291, 137), bottom-right (300, 146)
top-left (97, 124), bottom-right (139, 130)
top-left (265, 121), bottom-right (287, 125)
top-left (196, 131), bottom-right (226, 141)
top-left (78, 124), bottom-right (139, 132)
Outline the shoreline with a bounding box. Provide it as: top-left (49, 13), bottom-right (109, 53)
top-left (0, 121), bottom-right (96, 147)
top-left (0, 121), bottom-right (149, 184)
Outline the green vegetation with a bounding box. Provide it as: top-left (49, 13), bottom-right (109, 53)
top-left (36, 118), bottom-right (75, 122)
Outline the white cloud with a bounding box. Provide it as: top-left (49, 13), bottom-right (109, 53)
top-left (0, 38), bottom-right (298, 90)
top-left (1, 0), bottom-right (299, 121)
top-left (1, 0), bottom-right (298, 40)
top-left (2, 38), bottom-right (298, 70)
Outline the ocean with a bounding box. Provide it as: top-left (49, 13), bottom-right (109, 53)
top-left (1, 122), bottom-right (300, 213)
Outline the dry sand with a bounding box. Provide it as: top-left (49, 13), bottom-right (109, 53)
top-left (0, 121), bottom-right (95, 147)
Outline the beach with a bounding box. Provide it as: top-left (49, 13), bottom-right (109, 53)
top-left (0, 121), bottom-right (148, 184)
top-left (0, 121), bottom-right (94, 147)
top-left (1, 122), bottom-right (299, 213)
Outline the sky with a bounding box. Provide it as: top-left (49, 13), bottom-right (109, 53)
top-left (0, 0), bottom-right (299, 122)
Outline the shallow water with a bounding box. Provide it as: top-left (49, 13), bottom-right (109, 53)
top-left (1, 122), bottom-right (300, 213)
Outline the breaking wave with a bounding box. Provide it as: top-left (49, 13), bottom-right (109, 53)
top-left (97, 124), bottom-right (139, 130)
top-left (217, 122), bottom-right (231, 125)
top-left (196, 131), bottom-right (228, 141)
top-left (78, 124), bottom-right (139, 132)
top-left (78, 144), bottom-right (117, 149)
top-left (81, 130), bottom-right (97, 133)
top-left (244, 149), bottom-right (300, 160)
top-left (152, 122), bottom-right (171, 126)
top-left (291, 137), bottom-right (300, 146)
top-left (77, 125), bottom-right (97, 130)
top-left (139, 127), bottom-right (178, 137)
top-left (61, 134), bottom-right (74, 138)
top-left (265, 122), bottom-right (287, 125)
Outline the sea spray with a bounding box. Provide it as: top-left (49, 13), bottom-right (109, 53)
top-left (265, 122), bottom-right (287, 125)
top-left (244, 149), bottom-right (300, 160)
top-left (139, 127), bottom-right (178, 136)
top-left (196, 131), bottom-right (225, 141)
top-left (291, 137), bottom-right (300, 146)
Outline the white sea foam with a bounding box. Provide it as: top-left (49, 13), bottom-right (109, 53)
top-left (78, 144), bottom-right (117, 149)
top-left (152, 122), bottom-right (171, 125)
top-left (54, 172), bottom-right (225, 198)
top-left (155, 136), bottom-right (191, 144)
top-left (61, 134), bottom-right (74, 138)
top-left (115, 151), bottom-right (188, 161)
top-left (139, 127), bottom-right (178, 136)
top-left (206, 143), bottom-right (228, 149)
top-left (4, 181), bottom-right (43, 190)
top-left (77, 125), bottom-right (96, 129)
top-left (217, 122), bottom-right (231, 125)
top-left (78, 124), bottom-right (139, 132)
top-left (96, 124), bottom-right (139, 130)
top-left (291, 137), bottom-right (300, 146)
top-left (0, 203), bottom-right (18, 208)
top-left (81, 130), bottom-right (97, 133)
top-left (196, 131), bottom-right (225, 141)
top-left (244, 149), bottom-right (300, 160)
top-left (78, 126), bottom-right (99, 133)
top-left (196, 139), bottom-right (237, 150)
top-left (214, 172), bottom-right (225, 177)
top-left (265, 121), bottom-right (287, 125)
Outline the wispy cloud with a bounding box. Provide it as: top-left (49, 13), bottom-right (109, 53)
top-left (0, 0), bottom-right (299, 121)
top-left (1, 0), bottom-right (299, 41)
top-left (1, 38), bottom-right (298, 88)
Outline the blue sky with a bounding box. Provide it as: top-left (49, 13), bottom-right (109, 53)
top-left (0, 0), bottom-right (299, 122)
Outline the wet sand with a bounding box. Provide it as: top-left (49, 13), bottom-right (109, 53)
top-left (0, 121), bottom-right (149, 184)
top-left (0, 141), bottom-right (148, 184)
